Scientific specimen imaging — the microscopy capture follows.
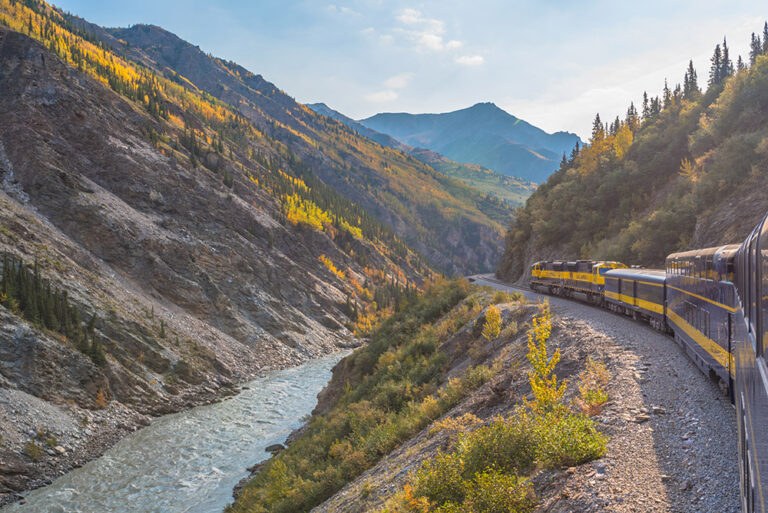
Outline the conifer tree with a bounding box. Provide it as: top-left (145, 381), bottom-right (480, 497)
top-left (720, 37), bottom-right (734, 79)
top-left (709, 43), bottom-right (722, 86)
top-left (569, 142), bottom-right (580, 163)
top-left (590, 114), bottom-right (604, 143)
top-left (737, 55), bottom-right (745, 71)
top-left (662, 79), bottom-right (672, 109)
top-left (683, 60), bottom-right (699, 99)
top-left (625, 102), bottom-right (639, 131)
top-left (750, 33), bottom-right (762, 65)
top-left (641, 92), bottom-right (650, 119)
top-left (763, 22), bottom-right (768, 54)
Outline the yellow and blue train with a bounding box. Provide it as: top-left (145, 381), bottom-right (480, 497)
top-left (529, 212), bottom-right (768, 513)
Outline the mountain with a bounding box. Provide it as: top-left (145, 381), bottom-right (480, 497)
top-left (359, 102), bottom-right (581, 183)
top-left (63, 21), bottom-right (505, 275)
top-left (308, 103), bottom-right (536, 208)
top-left (308, 102), bottom-right (408, 151)
top-left (498, 43), bottom-right (768, 281)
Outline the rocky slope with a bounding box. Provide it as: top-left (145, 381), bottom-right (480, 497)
top-left (360, 102), bottom-right (581, 183)
top-left (0, 21), bottom-right (422, 503)
top-left (62, 20), bottom-right (505, 275)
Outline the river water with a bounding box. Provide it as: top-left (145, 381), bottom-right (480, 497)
top-left (2, 352), bottom-right (344, 513)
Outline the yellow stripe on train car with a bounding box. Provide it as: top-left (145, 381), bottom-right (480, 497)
top-left (605, 292), bottom-right (664, 314)
top-left (666, 309), bottom-right (732, 377)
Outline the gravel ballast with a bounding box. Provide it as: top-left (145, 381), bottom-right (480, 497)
top-left (474, 275), bottom-right (740, 513)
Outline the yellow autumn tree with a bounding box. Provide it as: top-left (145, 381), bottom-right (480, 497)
top-left (481, 305), bottom-right (502, 341)
top-left (525, 303), bottom-right (566, 413)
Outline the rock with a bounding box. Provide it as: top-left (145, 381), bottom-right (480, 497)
top-left (651, 406), bottom-right (666, 415)
top-left (265, 443), bottom-right (285, 455)
top-left (53, 446), bottom-right (66, 455)
top-left (634, 414), bottom-right (650, 423)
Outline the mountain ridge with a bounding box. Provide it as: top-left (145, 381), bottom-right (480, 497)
top-left (307, 102), bottom-right (536, 209)
top-left (359, 102), bottom-right (581, 183)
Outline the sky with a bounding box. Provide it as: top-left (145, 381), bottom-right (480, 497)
top-left (52, 0), bottom-right (766, 139)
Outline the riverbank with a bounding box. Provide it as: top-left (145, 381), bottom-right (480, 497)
top-left (1, 353), bottom-right (346, 512)
top-left (0, 372), bottom-right (239, 507)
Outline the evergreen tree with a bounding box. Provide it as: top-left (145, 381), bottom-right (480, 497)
top-left (764, 22), bottom-right (768, 54)
top-left (683, 60), bottom-right (699, 99)
top-left (569, 142), bottom-right (580, 163)
top-left (641, 92), bottom-right (650, 119)
top-left (720, 37), bottom-right (734, 79)
top-left (737, 55), bottom-right (745, 71)
top-left (626, 102), bottom-right (639, 131)
top-left (662, 79), bottom-right (672, 109)
top-left (750, 33), bottom-right (762, 65)
top-left (709, 43), bottom-right (722, 87)
top-left (590, 113), bottom-right (604, 143)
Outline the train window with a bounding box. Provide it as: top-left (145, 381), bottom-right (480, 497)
top-left (750, 235), bottom-right (758, 338)
top-left (761, 219), bottom-right (768, 354)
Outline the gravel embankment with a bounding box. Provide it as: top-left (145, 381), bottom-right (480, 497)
top-left (474, 275), bottom-right (739, 513)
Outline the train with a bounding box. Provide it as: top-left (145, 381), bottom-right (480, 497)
top-left (529, 212), bottom-right (768, 513)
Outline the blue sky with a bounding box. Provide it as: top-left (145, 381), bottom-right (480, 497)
top-left (53, 0), bottom-right (765, 139)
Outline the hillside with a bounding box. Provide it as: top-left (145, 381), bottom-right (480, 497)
top-left (498, 35), bottom-right (768, 281)
top-left (308, 103), bottom-right (536, 209)
top-left (228, 281), bottom-right (605, 513)
top-left (62, 21), bottom-right (505, 275)
top-left (0, 1), bottom-right (437, 499)
top-left (360, 103), bottom-right (581, 183)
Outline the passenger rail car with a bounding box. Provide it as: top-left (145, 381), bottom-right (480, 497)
top-left (603, 268), bottom-right (667, 331)
top-left (528, 211), bottom-right (768, 512)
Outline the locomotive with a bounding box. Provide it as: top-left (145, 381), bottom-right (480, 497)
top-left (529, 212), bottom-right (768, 513)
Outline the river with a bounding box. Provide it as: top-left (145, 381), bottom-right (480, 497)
top-left (2, 352), bottom-right (345, 513)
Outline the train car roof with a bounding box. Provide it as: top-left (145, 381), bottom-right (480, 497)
top-left (604, 268), bottom-right (667, 283)
top-left (666, 244), bottom-right (741, 260)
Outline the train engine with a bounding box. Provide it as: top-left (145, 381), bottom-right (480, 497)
top-left (530, 260), bottom-right (627, 303)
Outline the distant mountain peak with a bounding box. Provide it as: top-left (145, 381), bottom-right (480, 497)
top-left (360, 104), bottom-right (581, 182)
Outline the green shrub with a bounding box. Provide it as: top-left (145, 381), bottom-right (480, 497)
top-left (24, 441), bottom-right (43, 461)
top-left (459, 413), bottom-right (537, 477)
top-left (534, 411), bottom-right (607, 468)
top-left (466, 469), bottom-right (535, 513)
top-left (412, 452), bottom-right (467, 506)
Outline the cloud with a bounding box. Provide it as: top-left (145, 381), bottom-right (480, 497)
top-left (326, 4), bottom-right (360, 16)
top-left (365, 90), bottom-right (399, 103)
top-left (455, 55), bottom-right (485, 66)
top-left (394, 8), bottom-right (457, 53)
top-left (396, 8), bottom-right (423, 25)
top-left (384, 73), bottom-right (414, 89)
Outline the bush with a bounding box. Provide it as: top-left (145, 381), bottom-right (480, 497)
top-left (466, 470), bottom-right (535, 513)
top-left (534, 411), bottom-right (607, 468)
top-left (24, 441), bottom-right (43, 461)
top-left (458, 413), bottom-right (537, 476)
top-left (481, 306), bottom-right (502, 341)
top-left (576, 358), bottom-right (610, 416)
top-left (412, 452), bottom-right (467, 506)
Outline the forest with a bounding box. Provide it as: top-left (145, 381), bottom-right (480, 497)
top-left (499, 24), bottom-right (768, 279)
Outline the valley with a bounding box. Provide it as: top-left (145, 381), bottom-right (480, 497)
top-left (0, 1), bottom-right (766, 512)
